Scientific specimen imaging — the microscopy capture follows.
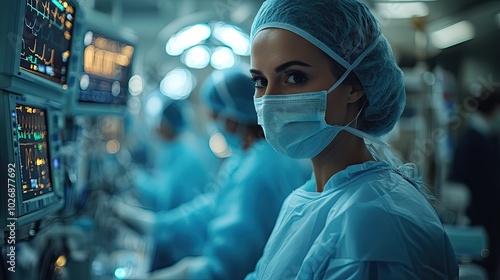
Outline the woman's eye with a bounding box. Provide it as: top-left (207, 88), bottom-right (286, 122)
top-left (252, 77), bottom-right (268, 88)
top-left (285, 73), bottom-right (306, 84)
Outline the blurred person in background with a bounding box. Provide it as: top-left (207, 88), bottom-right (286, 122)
top-left (449, 87), bottom-right (500, 280)
top-left (131, 100), bottom-right (211, 212)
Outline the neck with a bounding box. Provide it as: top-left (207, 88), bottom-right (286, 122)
top-left (311, 131), bottom-right (373, 192)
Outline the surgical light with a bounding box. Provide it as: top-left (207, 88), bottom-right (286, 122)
top-left (213, 22), bottom-right (250, 55)
top-left (430, 20), bottom-right (475, 49)
top-left (211, 47), bottom-right (236, 70)
top-left (159, 68), bottom-right (196, 100)
top-left (166, 24), bottom-right (211, 56)
top-left (182, 45), bottom-right (211, 69)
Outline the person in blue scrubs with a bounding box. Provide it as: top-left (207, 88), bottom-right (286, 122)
top-left (144, 67), bottom-right (311, 279)
top-left (132, 100), bottom-right (210, 212)
top-left (246, 0), bottom-right (459, 279)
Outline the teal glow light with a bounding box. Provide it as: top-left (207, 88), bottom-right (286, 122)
top-left (114, 268), bottom-right (126, 279)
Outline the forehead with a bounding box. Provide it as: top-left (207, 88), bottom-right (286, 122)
top-left (250, 28), bottom-right (330, 68)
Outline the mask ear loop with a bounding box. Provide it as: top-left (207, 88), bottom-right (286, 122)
top-left (326, 35), bottom-right (382, 94)
top-left (352, 99), bottom-right (367, 129)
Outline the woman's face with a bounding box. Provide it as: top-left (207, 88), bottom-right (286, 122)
top-left (250, 28), bottom-right (361, 126)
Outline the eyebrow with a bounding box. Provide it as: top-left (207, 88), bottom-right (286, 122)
top-left (250, 60), bottom-right (311, 75)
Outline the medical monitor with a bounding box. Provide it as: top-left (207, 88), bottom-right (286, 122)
top-left (0, 0), bottom-right (78, 100)
top-left (0, 92), bottom-right (64, 231)
top-left (68, 23), bottom-right (136, 115)
top-left (17, 105), bottom-right (55, 201)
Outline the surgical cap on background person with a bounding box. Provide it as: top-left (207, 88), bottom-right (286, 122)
top-left (251, 0), bottom-right (406, 137)
top-left (160, 100), bottom-right (186, 135)
top-left (200, 67), bottom-right (257, 125)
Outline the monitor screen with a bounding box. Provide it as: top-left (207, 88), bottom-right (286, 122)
top-left (78, 30), bottom-right (135, 106)
top-left (16, 104), bottom-right (54, 201)
top-left (20, 0), bottom-right (76, 86)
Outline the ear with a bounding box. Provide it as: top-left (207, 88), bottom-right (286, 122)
top-left (346, 84), bottom-right (365, 104)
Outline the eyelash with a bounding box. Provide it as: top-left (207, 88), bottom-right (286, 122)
top-left (284, 70), bottom-right (308, 85)
top-left (250, 70), bottom-right (308, 88)
top-left (251, 76), bottom-right (267, 88)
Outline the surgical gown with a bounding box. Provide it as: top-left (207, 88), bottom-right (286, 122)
top-left (246, 161), bottom-right (459, 280)
top-left (133, 139), bottom-right (210, 212)
top-left (152, 140), bottom-right (311, 279)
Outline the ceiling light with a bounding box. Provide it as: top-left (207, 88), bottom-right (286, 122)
top-left (213, 22), bottom-right (250, 56)
top-left (430, 20), bottom-right (475, 49)
top-left (181, 45), bottom-right (211, 69)
top-left (211, 47), bottom-right (236, 70)
top-left (375, 2), bottom-right (429, 19)
top-left (165, 24), bottom-right (211, 56)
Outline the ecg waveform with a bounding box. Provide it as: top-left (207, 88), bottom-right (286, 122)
top-left (16, 105), bottom-right (53, 200)
top-left (26, 0), bottom-right (67, 32)
top-left (20, 0), bottom-right (75, 85)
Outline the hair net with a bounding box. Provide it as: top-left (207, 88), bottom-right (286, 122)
top-left (200, 67), bottom-right (257, 125)
top-left (251, 0), bottom-right (406, 137)
top-left (160, 101), bottom-right (186, 135)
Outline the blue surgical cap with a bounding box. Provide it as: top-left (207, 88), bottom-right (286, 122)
top-left (251, 0), bottom-right (406, 137)
top-left (160, 101), bottom-right (186, 135)
top-left (200, 67), bottom-right (257, 125)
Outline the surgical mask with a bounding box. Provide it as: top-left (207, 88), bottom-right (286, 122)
top-left (254, 37), bottom-right (381, 159)
top-left (254, 85), bottom-right (363, 158)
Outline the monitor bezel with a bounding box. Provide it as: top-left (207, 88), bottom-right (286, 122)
top-left (0, 91), bottom-right (64, 231)
top-left (66, 15), bottom-right (138, 116)
top-left (0, 0), bottom-right (79, 101)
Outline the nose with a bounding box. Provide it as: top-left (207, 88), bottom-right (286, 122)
top-left (263, 82), bottom-right (281, 97)
top-left (254, 83), bottom-right (280, 98)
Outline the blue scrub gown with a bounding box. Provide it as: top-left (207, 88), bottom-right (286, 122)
top-left (246, 161), bottom-right (459, 280)
top-left (153, 139), bottom-right (311, 279)
top-left (134, 139), bottom-right (210, 212)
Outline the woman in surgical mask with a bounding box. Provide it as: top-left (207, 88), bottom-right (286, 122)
top-left (246, 0), bottom-right (459, 279)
